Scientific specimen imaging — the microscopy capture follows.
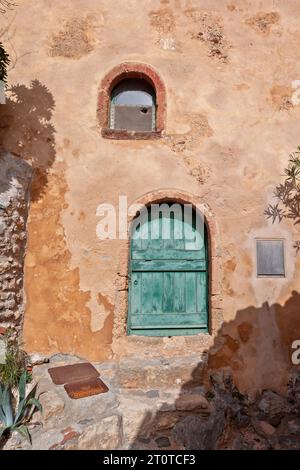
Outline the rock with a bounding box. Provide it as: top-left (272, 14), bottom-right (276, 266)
top-left (175, 393), bottom-right (211, 415)
top-left (288, 370), bottom-right (300, 404)
top-left (0, 339), bottom-right (6, 364)
top-left (78, 418), bottom-right (94, 426)
top-left (277, 434), bottom-right (300, 450)
top-left (78, 415), bottom-right (122, 450)
top-left (285, 418), bottom-right (300, 434)
top-left (118, 356), bottom-right (206, 389)
top-left (48, 427), bottom-right (81, 450)
top-left (146, 390), bottom-right (159, 398)
top-left (2, 431), bottom-right (23, 450)
top-left (172, 411), bottom-right (225, 450)
top-left (253, 420), bottom-right (276, 438)
top-left (61, 429), bottom-right (80, 446)
top-left (155, 436), bottom-right (171, 448)
top-left (159, 401), bottom-right (176, 412)
top-left (276, 415), bottom-right (300, 447)
top-left (156, 389), bottom-right (179, 411)
top-left (30, 353), bottom-right (50, 366)
top-left (257, 390), bottom-right (288, 426)
top-left (118, 396), bottom-right (154, 443)
top-left (30, 429), bottom-right (62, 450)
top-left (155, 412), bottom-right (181, 431)
top-left (0, 221), bottom-right (6, 235)
top-left (39, 390), bottom-right (65, 421)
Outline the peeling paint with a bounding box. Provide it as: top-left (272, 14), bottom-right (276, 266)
top-left (48, 14), bottom-right (102, 59)
top-left (245, 11), bottom-right (280, 36)
top-left (23, 163), bottom-right (113, 361)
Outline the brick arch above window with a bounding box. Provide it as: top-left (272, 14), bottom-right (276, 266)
top-left (98, 62), bottom-right (166, 140)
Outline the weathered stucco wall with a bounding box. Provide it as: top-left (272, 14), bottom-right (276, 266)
top-left (1, 0), bottom-right (300, 393)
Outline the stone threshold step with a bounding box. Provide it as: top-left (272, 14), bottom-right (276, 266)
top-left (116, 353), bottom-right (208, 389)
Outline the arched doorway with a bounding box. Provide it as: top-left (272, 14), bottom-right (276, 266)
top-left (127, 202), bottom-right (208, 336)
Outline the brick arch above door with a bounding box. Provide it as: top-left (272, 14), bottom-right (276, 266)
top-left (112, 189), bottom-right (223, 359)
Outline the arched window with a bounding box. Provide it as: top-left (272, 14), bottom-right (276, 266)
top-left (98, 63), bottom-right (166, 139)
top-left (110, 78), bottom-right (156, 132)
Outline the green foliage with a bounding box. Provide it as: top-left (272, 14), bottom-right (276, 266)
top-left (265, 146), bottom-right (300, 253)
top-left (0, 372), bottom-right (42, 444)
top-left (0, 42), bottom-right (9, 83)
top-left (284, 148), bottom-right (300, 186)
top-left (0, 338), bottom-right (30, 389)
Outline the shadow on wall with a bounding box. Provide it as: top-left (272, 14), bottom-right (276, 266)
top-left (0, 80), bottom-right (56, 337)
top-left (0, 80), bottom-right (56, 200)
top-left (130, 291), bottom-right (300, 450)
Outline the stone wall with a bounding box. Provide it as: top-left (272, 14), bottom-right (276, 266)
top-left (0, 150), bottom-right (32, 339)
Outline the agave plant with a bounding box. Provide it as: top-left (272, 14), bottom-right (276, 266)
top-left (0, 372), bottom-right (42, 444)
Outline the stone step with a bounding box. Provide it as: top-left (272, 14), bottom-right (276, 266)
top-left (117, 353), bottom-right (208, 389)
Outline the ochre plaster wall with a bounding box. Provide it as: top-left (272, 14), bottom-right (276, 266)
top-left (1, 0), bottom-right (300, 393)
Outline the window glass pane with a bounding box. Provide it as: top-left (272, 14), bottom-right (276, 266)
top-left (112, 78), bottom-right (155, 106)
top-left (110, 78), bottom-right (156, 131)
top-left (114, 89), bottom-right (153, 106)
top-left (256, 240), bottom-right (285, 277)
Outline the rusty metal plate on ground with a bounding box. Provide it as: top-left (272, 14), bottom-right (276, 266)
top-left (48, 362), bottom-right (99, 385)
top-left (64, 377), bottom-right (109, 399)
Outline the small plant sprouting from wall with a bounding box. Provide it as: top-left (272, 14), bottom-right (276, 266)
top-left (265, 146), bottom-right (300, 253)
top-left (0, 42), bottom-right (9, 83)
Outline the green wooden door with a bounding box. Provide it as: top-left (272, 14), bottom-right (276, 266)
top-left (128, 204), bottom-right (208, 336)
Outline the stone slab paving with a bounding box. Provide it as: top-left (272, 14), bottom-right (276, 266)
top-left (2, 354), bottom-right (208, 450)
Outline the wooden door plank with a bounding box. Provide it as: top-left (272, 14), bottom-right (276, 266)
top-left (130, 313), bottom-right (206, 327)
top-left (132, 249), bottom-right (205, 260)
top-left (186, 272), bottom-right (197, 313)
top-left (152, 272), bottom-right (162, 314)
top-left (174, 214), bottom-right (184, 250)
top-left (130, 272), bottom-right (141, 316)
top-left (196, 271), bottom-right (207, 319)
top-left (174, 272), bottom-right (185, 312)
top-left (162, 214), bottom-right (173, 250)
top-left (132, 259), bottom-right (206, 271)
top-left (162, 272), bottom-right (174, 312)
top-left (141, 272), bottom-right (153, 314)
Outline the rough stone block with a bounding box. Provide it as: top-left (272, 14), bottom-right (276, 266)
top-left (39, 390), bottom-right (65, 421)
top-left (118, 356), bottom-right (206, 389)
top-left (175, 393), bottom-right (211, 415)
top-left (118, 396), bottom-right (154, 443)
top-left (0, 338), bottom-right (6, 364)
top-left (78, 415), bottom-right (122, 450)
